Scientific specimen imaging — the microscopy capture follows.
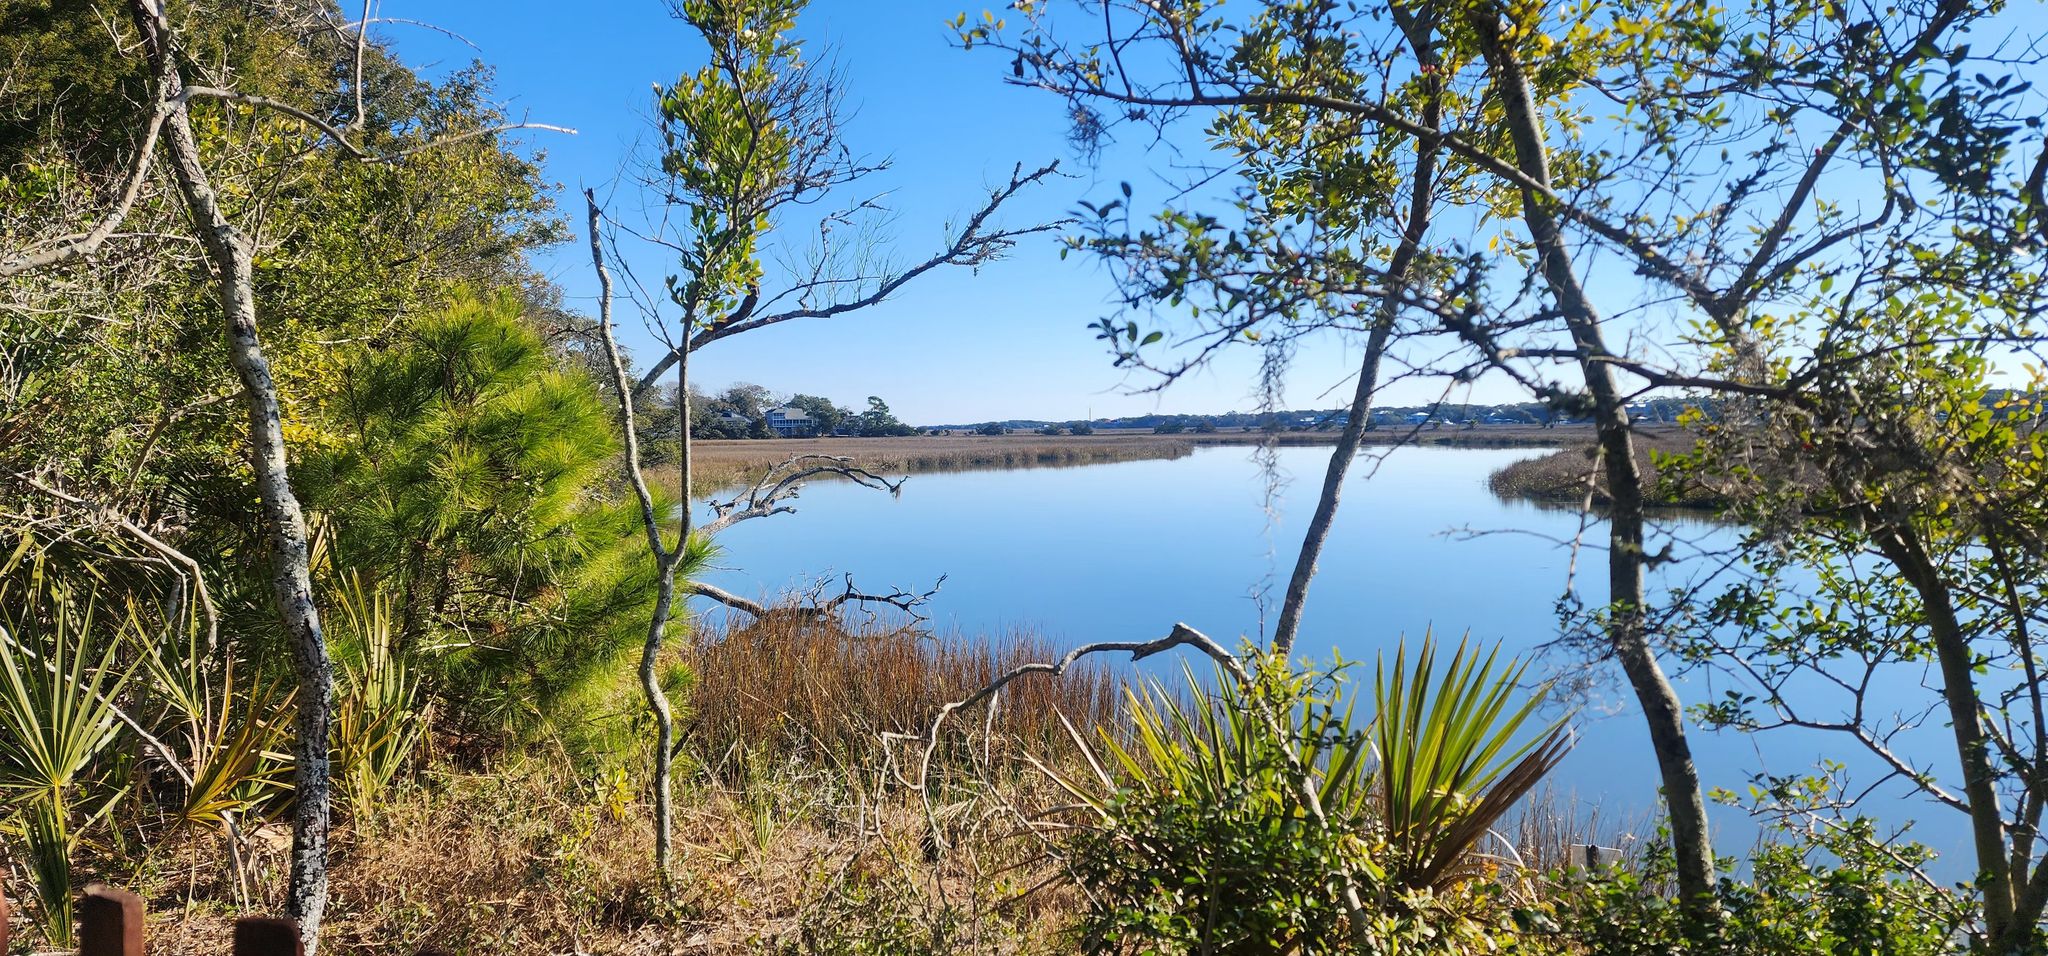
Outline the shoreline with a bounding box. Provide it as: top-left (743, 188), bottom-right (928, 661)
top-left (656, 426), bottom-right (1606, 495)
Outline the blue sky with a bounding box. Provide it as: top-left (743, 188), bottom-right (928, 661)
top-left (390, 1), bottom-right (1443, 425)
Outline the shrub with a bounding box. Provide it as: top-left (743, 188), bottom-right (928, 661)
top-left (302, 291), bottom-right (661, 733)
top-left (1545, 822), bottom-right (1969, 956)
top-left (1047, 636), bottom-right (1570, 953)
top-left (1056, 660), bottom-right (1376, 952)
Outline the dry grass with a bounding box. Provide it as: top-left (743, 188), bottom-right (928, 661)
top-left (51, 616), bottom-right (1620, 955)
top-left (683, 614), bottom-right (1122, 774)
top-left (667, 435), bottom-right (1196, 495)
top-left (307, 612), bottom-right (1130, 953)
top-left (666, 427), bottom-right (1602, 495)
top-left (62, 617), bottom-right (1126, 955)
top-left (1486, 429), bottom-right (1712, 508)
top-left (325, 758), bottom-right (1062, 954)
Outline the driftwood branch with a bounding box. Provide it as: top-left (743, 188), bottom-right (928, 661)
top-left (699, 454), bottom-right (907, 536)
top-left (907, 622), bottom-right (1242, 798)
top-left (684, 573), bottom-right (945, 633)
top-left (685, 580), bottom-right (769, 618)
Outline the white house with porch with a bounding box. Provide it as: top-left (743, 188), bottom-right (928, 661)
top-left (765, 406), bottom-right (815, 437)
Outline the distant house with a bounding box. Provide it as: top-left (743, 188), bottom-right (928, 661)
top-left (713, 410), bottom-right (751, 430)
top-left (765, 406), bottom-right (815, 437)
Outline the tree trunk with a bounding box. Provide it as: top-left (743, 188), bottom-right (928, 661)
top-left (1271, 43), bottom-right (1440, 657)
top-left (131, 3), bottom-right (332, 948)
top-left (585, 191), bottom-right (682, 885)
top-left (1467, 8), bottom-right (1718, 928)
top-left (1269, 328), bottom-right (1391, 658)
top-left (1872, 522), bottom-right (2019, 947)
top-left (640, 565), bottom-right (679, 880)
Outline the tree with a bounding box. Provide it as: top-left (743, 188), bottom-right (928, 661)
top-left (973, 421), bottom-right (1008, 436)
top-left (1674, 254), bottom-right (2048, 949)
top-left (302, 292), bottom-right (656, 729)
top-left (1, 3), bottom-right (568, 944)
top-left (587, 0), bottom-right (1055, 883)
top-left (965, 0), bottom-right (2043, 934)
top-left (858, 395), bottom-right (915, 437)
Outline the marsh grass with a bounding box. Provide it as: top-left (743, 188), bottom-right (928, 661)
top-left (1486, 430), bottom-right (1710, 508)
top-left (653, 435), bottom-right (1197, 496)
top-left (683, 614), bottom-right (1123, 773)
top-left (1494, 784), bottom-right (1653, 878)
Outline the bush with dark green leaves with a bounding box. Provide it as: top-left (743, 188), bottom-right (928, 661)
top-left (1051, 638), bottom-right (1568, 954)
top-left (1544, 822), bottom-right (1968, 956)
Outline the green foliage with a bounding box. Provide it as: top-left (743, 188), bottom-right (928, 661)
top-left (656, 0), bottom-right (810, 323)
top-left (144, 614), bottom-right (294, 835)
top-left (1056, 657), bottom-right (1377, 952)
top-left (1546, 822), bottom-right (1967, 956)
top-left (304, 291), bottom-right (657, 732)
top-left (858, 396), bottom-right (916, 437)
top-left (1374, 634), bottom-right (1572, 892)
top-left (0, 554), bottom-right (139, 945)
top-left (1051, 635), bottom-right (1567, 953)
top-left (332, 576), bottom-right (428, 821)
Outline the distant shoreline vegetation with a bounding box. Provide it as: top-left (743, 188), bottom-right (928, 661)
top-left (928, 396), bottom-right (1704, 435)
top-left (662, 427), bottom-right (1608, 496)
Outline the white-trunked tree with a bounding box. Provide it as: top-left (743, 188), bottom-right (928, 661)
top-left (584, 0), bottom-right (1059, 885)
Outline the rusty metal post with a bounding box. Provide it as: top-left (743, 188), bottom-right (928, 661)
top-left (234, 917), bottom-right (304, 956)
top-left (77, 884), bottom-right (145, 956)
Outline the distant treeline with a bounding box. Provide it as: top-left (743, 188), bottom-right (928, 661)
top-left (936, 390), bottom-right (2045, 434)
top-left (930, 396), bottom-right (1713, 434)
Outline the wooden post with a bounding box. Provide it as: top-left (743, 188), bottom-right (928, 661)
top-left (234, 917), bottom-right (304, 956)
top-left (0, 879), bottom-right (11, 954)
top-left (77, 884), bottom-right (145, 956)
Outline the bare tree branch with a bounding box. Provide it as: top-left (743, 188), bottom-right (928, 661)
top-left (699, 454), bottom-right (908, 536)
top-left (628, 162), bottom-right (1069, 396)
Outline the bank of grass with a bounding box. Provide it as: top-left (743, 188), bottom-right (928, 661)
top-left (683, 613), bottom-right (1122, 772)
top-left (665, 427), bottom-right (1601, 495)
top-left (1486, 428), bottom-right (1720, 509)
top-left (665, 434), bottom-right (1196, 495)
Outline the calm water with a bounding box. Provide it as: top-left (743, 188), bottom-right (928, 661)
top-left (698, 444), bottom-right (1973, 870)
